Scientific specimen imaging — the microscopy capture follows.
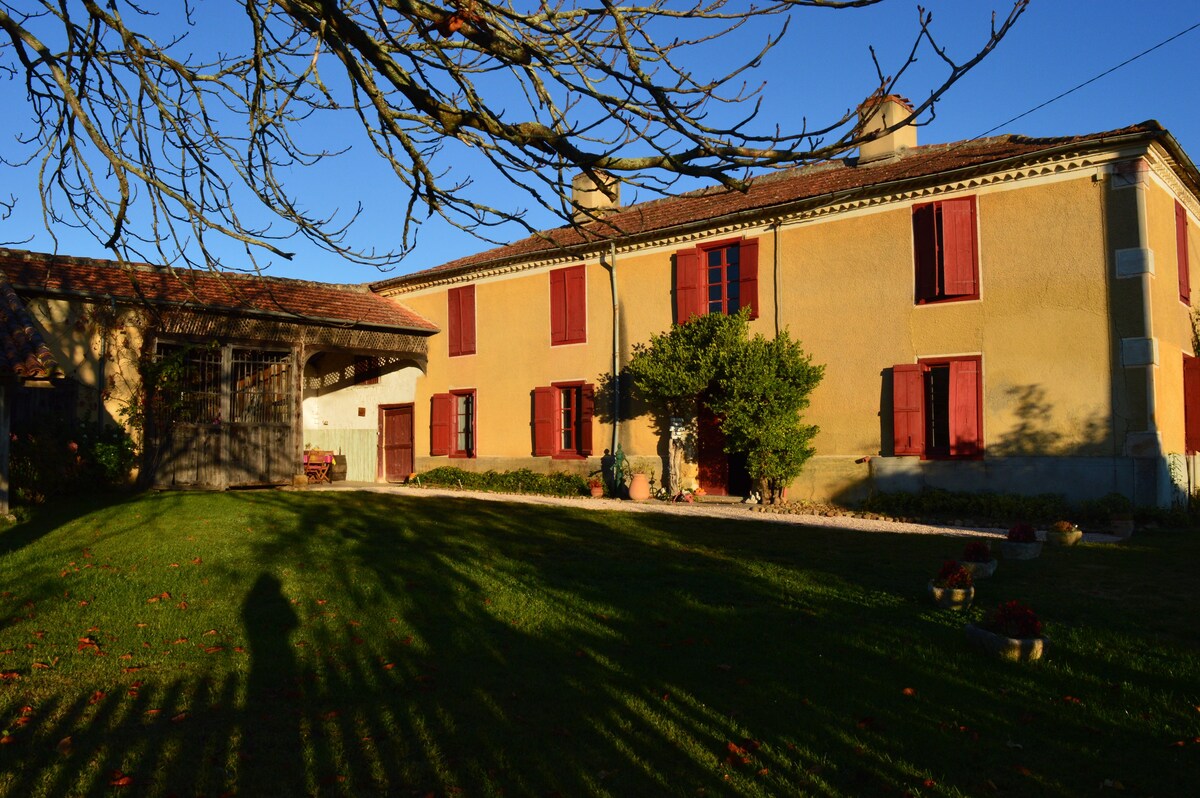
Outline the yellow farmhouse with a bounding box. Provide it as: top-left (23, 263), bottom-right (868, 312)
top-left (373, 102), bottom-right (1200, 508)
top-left (1, 99), bottom-right (1198, 509)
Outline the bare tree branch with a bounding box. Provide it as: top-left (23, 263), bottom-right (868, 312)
top-left (0, 0), bottom-right (1028, 271)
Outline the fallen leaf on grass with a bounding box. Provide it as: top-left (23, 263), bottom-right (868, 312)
top-left (56, 736), bottom-right (72, 755)
top-left (177, 601), bottom-right (189, 610)
top-left (902, 687), bottom-right (916, 696)
top-left (1062, 695), bottom-right (1083, 705)
top-left (0, 734), bottom-right (15, 745)
top-left (88, 691), bottom-right (106, 705)
top-left (109, 770), bottom-right (134, 787)
top-left (203, 629), bottom-right (218, 636)
top-left (144, 709), bottom-right (161, 716)
top-left (170, 712), bottom-right (189, 723)
top-left (32, 659), bottom-right (57, 670)
top-left (33, 630), bottom-right (46, 639)
top-left (77, 637), bottom-right (101, 654)
top-left (169, 563), bottom-right (180, 568)
top-left (172, 638), bottom-right (188, 645)
top-left (203, 646), bottom-right (224, 655)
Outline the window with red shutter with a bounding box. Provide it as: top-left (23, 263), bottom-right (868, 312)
top-left (448, 285), bottom-right (476, 356)
top-left (892, 364), bottom-right (924, 456)
top-left (430, 393), bottom-right (452, 456)
top-left (450, 389), bottom-right (476, 458)
top-left (531, 382), bottom-right (594, 457)
top-left (891, 357), bottom-right (982, 458)
top-left (676, 238), bottom-right (759, 323)
top-left (1185, 354), bottom-right (1200, 454)
top-left (913, 196), bottom-right (979, 304)
top-left (1178, 201), bottom-right (1191, 305)
top-left (550, 265), bottom-right (586, 345)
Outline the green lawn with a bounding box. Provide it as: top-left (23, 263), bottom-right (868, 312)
top-left (1, 490), bottom-right (1198, 796)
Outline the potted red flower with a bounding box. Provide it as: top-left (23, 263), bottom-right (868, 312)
top-left (1045, 519), bottom-right (1083, 547)
top-left (1000, 523), bottom-right (1042, 560)
top-left (587, 478), bottom-right (604, 498)
top-left (966, 600), bottom-right (1046, 661)
top-left (958, 540), bottom-right (997, 578)
top-left (927, 560), bottom-right (975, 610)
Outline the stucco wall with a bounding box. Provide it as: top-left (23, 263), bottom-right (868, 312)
top-left (383, 164), bottom-right (1178, 505)
top-left (301, 353), bottom-right (422, 481)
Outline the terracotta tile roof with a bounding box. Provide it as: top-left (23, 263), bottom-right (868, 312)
top-left (377, 121), bottom-right (1167, 289)
top-left (0, 269), bottom-right (59, 379)
top-left (0, 249), bottom-right (437, 334)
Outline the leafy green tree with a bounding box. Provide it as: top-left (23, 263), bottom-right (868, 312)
top-left (627, 310), bottom-right (823, 503)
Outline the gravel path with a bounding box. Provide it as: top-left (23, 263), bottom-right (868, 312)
top-left (305, 481), bottom-right (1037, 540)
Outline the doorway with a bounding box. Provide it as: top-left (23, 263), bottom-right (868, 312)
top-left (378, 404), bottom-right (414, 482)
top-left (696, 403), bottom-right (750, 497)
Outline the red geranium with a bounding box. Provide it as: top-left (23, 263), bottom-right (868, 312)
top-left (984, 600), bottom-right (1043, 639)
top-left (933, 560), bottom-right (974, 589)
top-left (1007, 523), bottom-right (1037, 543)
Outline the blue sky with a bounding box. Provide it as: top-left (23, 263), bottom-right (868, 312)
top-left (0, 0), bottom-right (1197, 283)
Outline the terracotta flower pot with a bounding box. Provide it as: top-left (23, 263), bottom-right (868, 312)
top-left (927, 581), bottom-right (974, 611)
top-left (1000, 540), bottom-right (1042, 560)
top-left (964, 623), bottom-right (1045, 662)
top-left (1044, 528), bottom-right (1083, 547)
top-left (627, 472), bottom-right (651, 501)
top-left (589, 485), bottom-right (604, 498)
top-left (959, 559), bottom-right (997, 579)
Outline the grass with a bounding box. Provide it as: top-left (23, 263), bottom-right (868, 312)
top-left (0, 490), bottom-right (1198, 797)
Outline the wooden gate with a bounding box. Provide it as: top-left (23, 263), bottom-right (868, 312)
top-left (146, 344), bottom-right (294, 489)
top-left (379, 404), bottom-right (414, 482)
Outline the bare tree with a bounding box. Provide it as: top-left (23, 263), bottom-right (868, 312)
top-left (0, 1), bottom-right (1027, 271)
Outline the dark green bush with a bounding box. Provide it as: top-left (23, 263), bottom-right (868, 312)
top-left (417, 467), bottom-right (589, 498)
top-left (9, 424), bottom-right (138, 503)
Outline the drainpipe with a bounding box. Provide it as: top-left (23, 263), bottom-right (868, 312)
top-left (607, 241), bottom-right (620, 451)
top-left (772, 221), bottom-right (782, 337)
top-left (1134, 179), bottom-right (1157, 433)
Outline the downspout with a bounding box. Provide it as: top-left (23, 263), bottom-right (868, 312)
top-left (772, 221), bottom-right (782, 337)
top-left (608, 241), bottom-right (620, 451)
top-left (1134, 173), bottom-right (1157, 433)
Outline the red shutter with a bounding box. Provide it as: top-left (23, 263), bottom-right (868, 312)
top-left (892, 364), bottom-right (925, 456)
top-left (550, 269), bottom-right (567, 345)
top-left (1185, 355), bottom-right (1200, 454)
top-left (448, 288), bottom-right (462, 356)
top-left (941, 197), bottom-right (978, 297)
top-left (460, 285), bottom-right (476, 354)
top-left (948, 358), bottom-right (982, 457)
top-left (1178, 201), bottom-right (1191, 305)
top-left (430, 393), bottom-right (452, 456)
top-left (532, 386), bottom-right (555, 456)
top-left (912, 204), bottom-right (938, 302)
top-left (580, 383), bottom-right (595, 456)
top-left (566, 266), bottom-right (586, 343)
top-left (739, 238), bottom-right (760, 320)
top-left (675, 247), bottom-right (701, 324)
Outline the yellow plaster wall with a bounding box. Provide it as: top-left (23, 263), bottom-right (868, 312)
top-left (23, 297), bottom-right (145, 433)
top-left (1145, 178), bottom-right (1200, 453)
top-left (778, 176), bottom-right (1115, 469)
top-left (399, 261), bottom-right (618, 460)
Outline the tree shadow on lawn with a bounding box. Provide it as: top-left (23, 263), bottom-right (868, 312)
top-left (221, 491), bottom-right (1200, 796)
top-left (2, 492), bottom-right (1196, 796)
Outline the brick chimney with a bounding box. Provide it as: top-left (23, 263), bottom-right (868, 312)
top-left (857, 95), bottom-right (917, 165)
top-left (571, 171), bottom-right (620, 221)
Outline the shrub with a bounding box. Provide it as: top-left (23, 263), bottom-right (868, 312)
top-left (962, 541), bottom-right (992, 563)
top-left (1006, 523), bottom-right (1037, 543)
top-left (983, 600), bottom-right (1043, 639)
top-left (932, 560), bottom-right (973, 589)
top-left (9, 424), bottom-right (137, 503)
top-left (417, 467), bottom-right (589, 498)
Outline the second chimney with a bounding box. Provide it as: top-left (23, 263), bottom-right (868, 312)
top-left (571, 171), bottom-right (620, 221)
top-left (857, 95), bottom-right (917, 165)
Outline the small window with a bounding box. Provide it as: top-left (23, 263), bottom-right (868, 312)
top-left (532, 382), bottom-right (594, 458)
top-left (431, 390), bottom-right (476, 458)
top-left (913, 197), bottom-right (979, 304)
top-left (232, 349), bottom-right (292, 424)
top-left (152, 343), bottom-right (223, 425)
top-left (550, 265), bottom-right (587, 345)
top-left (892, 357), bottom-right (982, 459)
top-left (674, 238), bottom-right (759, 323)
top-left (448, 285), bottom-right (476, 356)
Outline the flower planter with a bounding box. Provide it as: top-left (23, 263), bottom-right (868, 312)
top-left (1110, 513), bottom-right (1135, 539)
top-left (964, 623), bottom-right (1045, 662)
top-left (1044, 529), bottom-right (1083, 547)
top-left (959, 559), bottom-right (997, 579)
top-left (1000, 540), bottom-right (1042, 560)
top-left (589, 485), bottom-right (604, 498)
top-left (927, 581), bottom-right (974, 611)
top-left (627, 472), bottom-right (651, 501)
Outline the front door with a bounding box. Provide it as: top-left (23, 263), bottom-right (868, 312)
top-left (379, 404), bottom-right (414, 482)
top-left (696, 402), bottom-right (751, 497)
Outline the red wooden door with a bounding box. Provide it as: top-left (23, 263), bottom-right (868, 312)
top-left (697, 403), bottom-right (729, 495)
top-left (379, 404), bottom-right (414, 482)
